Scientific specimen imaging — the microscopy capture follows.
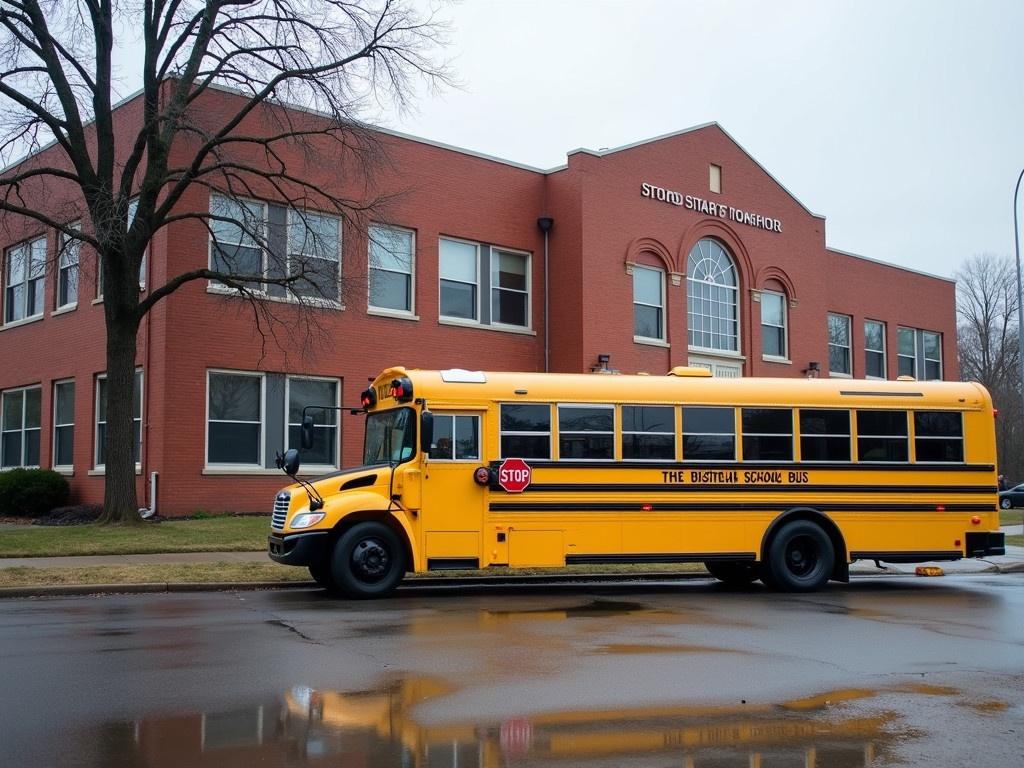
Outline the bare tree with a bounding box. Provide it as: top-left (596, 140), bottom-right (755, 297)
top-left (955, 253), bottom-right (1022, 482)
top-left (0, 0), bottom-right (449, 522)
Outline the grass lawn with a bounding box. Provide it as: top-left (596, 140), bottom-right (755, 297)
top-left (1007, 535), bottom-right (1024, 547)
top-left (1000, 509), bottom-right (1024, 527)
top-left (0, 516), bottom-right (270, 558)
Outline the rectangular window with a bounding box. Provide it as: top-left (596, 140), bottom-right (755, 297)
top-left (429, 414), bottom-right (481, 460)
top-left (864, 320), bottom-right (886, 379)
top-left (856, 410), bottom-right (908, 463)
top-left (742, 408), bottom-right (793, 461)
top-left (633, 266), bottom-right (665, 341)
top-left (799, 409), bottom-right (850, 462)
top-left (368, 225), bottom-right (414, 313)
top-left (98, 200), bottom-right (146, 298)
top-left (209, 194), bottom-right (266, 291)
top-left (897, 327), bottom-right (916, 378)
top-left (827, 313), bottom-right (851, 376)
top-left (761, 292), bottom-right (787, 359)
top-left (923, 332), bottom-right (942, 380)
top-left (4, 237), bottom-right (46, 324)
top-left (558, 404), bottom-right (614, 460)
top-left (286, 376), bottom-right (339, 467)
top-left (95, 371), bottom-right (143, 468)
top-left (491, 249), bottom-right (529, 327)
top-left (58, 225), bottom-right (80, 309)
top-left (709, 164), bottom-right (722, 194)
top-left (1, 386), bottom-right (41, 467)
top-left (621, 405), bottom-right (674, 460)
top-left (439, 238), bottom-right (479, 320)
top-left (500, 403), bottom-right (550, 459)
top-left (288, 210), bottom-right (341, 301)
top-left (914, 411), bottom-right (963, 463)
top-left (682, 406), bottom-right (735, 461)
top-left (53, 380), bottom-right (75, 468)
top-left (206, 371), bottom-right (263, 466)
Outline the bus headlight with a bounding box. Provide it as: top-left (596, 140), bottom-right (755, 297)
top-left (290, 512), bottom-right (326, 530)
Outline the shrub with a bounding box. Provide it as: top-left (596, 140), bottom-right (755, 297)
top-left (0, 468), bottom-right (70, 518)
top-left (32, 504), bottom-right (102, 526)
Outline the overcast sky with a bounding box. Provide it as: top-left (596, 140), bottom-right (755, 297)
top-left (371, 0), bottom-right (1024, 280)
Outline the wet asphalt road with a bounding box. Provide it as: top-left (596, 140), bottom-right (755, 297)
top-left (1, 575), bottom-right (1022, 767)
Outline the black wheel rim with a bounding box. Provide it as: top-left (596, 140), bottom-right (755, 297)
top-left (784, 535), bottom-right (819, 579)
top-left (351, 538), bottom-right (391, 583)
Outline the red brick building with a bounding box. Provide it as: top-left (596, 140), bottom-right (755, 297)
top-left (0, 89), bottom-right (957, 516)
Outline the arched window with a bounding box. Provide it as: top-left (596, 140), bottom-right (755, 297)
top-left (687, 239), bottom-right (738, 352)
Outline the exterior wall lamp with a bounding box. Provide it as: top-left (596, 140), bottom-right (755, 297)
top-left (804, 361), bottom-right (821, 379)
top-left (592, 353), bottom-right (616, 374)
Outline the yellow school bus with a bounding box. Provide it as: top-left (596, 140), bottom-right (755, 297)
top-left (267, 366), bottom-right (1004, 597)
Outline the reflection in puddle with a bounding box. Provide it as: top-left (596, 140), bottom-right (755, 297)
top-left (82, 676), bottom-right (911, 767)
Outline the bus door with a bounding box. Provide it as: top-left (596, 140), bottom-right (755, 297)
top-left (419, 411), bottom-right (488, 570)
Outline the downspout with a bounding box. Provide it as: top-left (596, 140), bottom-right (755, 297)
top-left (537, 217), bottom-right (554, 372)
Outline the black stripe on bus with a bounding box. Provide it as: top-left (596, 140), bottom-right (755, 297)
top-left (490, 461), bottom-right (996, 472)
top-left (565, 553), bottom-right (755, 565)
top-left (488, 502), bottom-right (995, 513)
top-left (520, 483), bottom-right (996, 495)
top-left (851, 551), bottom-right (963, 563)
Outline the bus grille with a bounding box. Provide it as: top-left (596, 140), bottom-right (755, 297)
top-left (271, 492), bottom-right (290, 530)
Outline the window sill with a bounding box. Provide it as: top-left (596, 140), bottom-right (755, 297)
top-left (53, 466), bottom-right (74, 476)
top-left (0, 314), bottom-right (44, 332)
top-left (92, 297), bottom-right (104, 305)
top-left (367, 308), bottom-right (420, 322)
top-left (762, 355), bottom-right (792, 365)
top-left (202, 467), bottom-right (289, 476)
top-left (829, 372), bottom-right (853, 379)
top-left (634, 336), bottom-right (670, 348)
top-left (688, 347), bottom-right (747, 361)
top-left (206, 284), bottom-right (344, 310)
top-left (438, 317), bottom-right (537, 336)
top-left (52, 304), bottom-right (78, 316)
top-left (88, 466), bottom-right (142, 476)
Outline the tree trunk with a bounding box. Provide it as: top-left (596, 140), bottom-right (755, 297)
top-left (98, 302), bottom-right (142, 525)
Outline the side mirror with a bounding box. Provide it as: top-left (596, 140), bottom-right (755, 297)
top-left (420, 410), bottom-right (434, 454)
top-left (277, 448), bottom-right (300, 476)
top-left (300, 414), bottom-right (315, 450)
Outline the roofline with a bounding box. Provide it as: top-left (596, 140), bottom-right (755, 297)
top-left (827, 247), bottom-right (956, 284)
top-left (565, 122), bottom-right (826, 221)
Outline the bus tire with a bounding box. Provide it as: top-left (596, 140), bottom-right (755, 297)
top-left (308, 560), bottom-right (335, 590)
top-left (704, 560), bottom-right (758, 586)
top-left (331, 522), bottom-right (406, 599)
top-left (763, 520), bottom-right (834, 592)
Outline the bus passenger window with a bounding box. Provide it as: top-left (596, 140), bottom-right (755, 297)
top-left (429, 414), bottom-right (480, 461)
top-left (622, 405), bottom-right (675, 460)
top-left (742, 408), bottom-right (793, 461)
top-left (682, 407), bottom-right (735, 460)
top-left (857, 410), bottom-right (908, 462)
top-left (500, 404), bottom-right (551, 459)
top-left (914, 411), bottom-right (964, 463)
top-left (799, 409), bottom-right (851, 462)
top-left (558, 404), bottom-right (614, 460)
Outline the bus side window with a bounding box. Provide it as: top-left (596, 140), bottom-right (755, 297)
top-left (856, 410), bottom-right (908, 462)
top-left (799, 409), bottom-right (851, 462)
top-left (914, 411), bottom-right (964, 463)
top-left (429, 414), bottom-right (481, 461)
top-left (558, 404), bottom-right (614, 460)
top-left (622, 405), bottom-right (675, 460)
top-left (741, 408), bottom-right (793, 461)
top-left (500, 404), bottom-right (551, 459)
top-left (682, 407), bottom-right (735, 460)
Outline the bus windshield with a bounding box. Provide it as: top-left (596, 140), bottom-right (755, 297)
top-left (363, 407), bottom-right (416, 465)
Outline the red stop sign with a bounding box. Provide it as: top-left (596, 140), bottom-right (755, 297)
top-left (498, 458), bottom-right (532, 493)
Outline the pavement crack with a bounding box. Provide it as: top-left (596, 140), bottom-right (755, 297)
top-left (264, 617), bottom-right (322, 644)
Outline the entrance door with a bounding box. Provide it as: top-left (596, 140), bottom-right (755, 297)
top-left (687, 354), bottom-right (743, 378)
top-left (419, 411), bottom-right (487, 569)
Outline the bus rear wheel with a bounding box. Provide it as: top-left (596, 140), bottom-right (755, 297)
top-left (704, 560), bottom-right (758, 586)
top-left (763, 520), bottom-right (834, 592)
top-left (331, 522), bottom-right (406, 599)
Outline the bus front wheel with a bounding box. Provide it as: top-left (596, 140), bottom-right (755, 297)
top-left (763, 520), bottom-right (834, 592)
top-left (331, 522), bottom-right (406, 599)
top-left (704, 560), bottom-right (758, 586)
top-left (308, 560), bottom-right (335, 590)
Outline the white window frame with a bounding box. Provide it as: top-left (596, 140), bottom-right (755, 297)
top-left (923, 331), bottom-right (942, 380)
top-left (57, 224), bottom-right (81, 311)
top-left (1, 385), bottom-right (42, 468)
top-left (286, 208), bottom-right (342, 306)
top-left (52, 379), bottom-right (75, 470)
top-left (205, 369), bottom-right (266, 470)
top-left (490, 246), bottom-right (532, 330)
top-left (439, 236), bottom-right (481, 324)
top-left (557, 403), bottom-right (616, 462)
top-left (367, 223), bottom-right (416, 317)
top-left (207, 194), bottom-right (268, 295)
top-left (897, 326), bottom-right (917, 379)
top-left (827, 313), bottom-right (852, 377)
top-left (760, 290), bottom-right (788, 361)
top-left (686, 239), bottom-right (741, 356)
top-left (94, 370), bottom-right (143, 471)
top-left (4, 236), bottom-right (46, 326)
top-left (633, 265), bottom-right (666, 343)
top-left (284, 374), bottom-right (341, 472)
top-left (864, 320), bottom-right (887, 380)
top-left (427, 412), bottom-right (482, 462)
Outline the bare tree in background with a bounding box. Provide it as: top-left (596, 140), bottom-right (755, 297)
top-left (955, 253), bottom-right (1022, 482)
top-left (0, 0), bottom-right (449, 523)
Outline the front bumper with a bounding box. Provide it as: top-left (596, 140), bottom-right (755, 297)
top-left (965, 531), bottom-right (1005, 558)
top-left (268, 531), bottom-right (331, 566)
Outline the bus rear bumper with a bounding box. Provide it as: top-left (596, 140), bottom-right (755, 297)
top-left (268, 531), bottom-right (331, 566)
top-left (966, 531), bottom-right (1005, 558)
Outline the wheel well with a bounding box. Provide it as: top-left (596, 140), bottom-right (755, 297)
top-left (761, 508), bottom-right (849, 582)
top-left (331, 512), bottom-right (414, 573)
